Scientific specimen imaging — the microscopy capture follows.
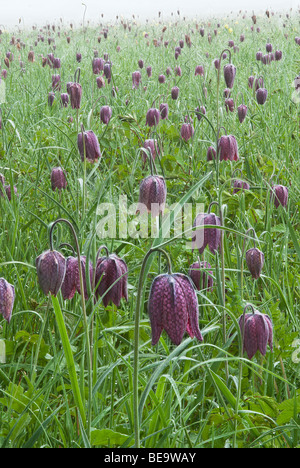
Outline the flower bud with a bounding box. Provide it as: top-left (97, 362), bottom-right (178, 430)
top-left (246, 247), bottom-right (264, 279)
top-left (256, 87), bottom-right (268, 105)
top-left (60, 93), bottom-right (69, 107)
top-left (132, 70), bottom-right (141, 88)
top-left (0, 278), bottom-right (15, 323)
top-left (171, 86), bottom-right (179, 100)
top-left (100, 105), bottom-right (112, 124)
top-left (237, 104), bottom-right (247, 123)
top-left (223, 63), bottom-right (236, 89)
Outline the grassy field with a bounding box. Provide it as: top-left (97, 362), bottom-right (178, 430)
top-left (0, 8), bottom-right (299, 448)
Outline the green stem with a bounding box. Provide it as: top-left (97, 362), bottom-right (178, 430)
top-left (51, 294), bottom-right (86, 427)
top-left (133, 247), bottom-right (172, 448)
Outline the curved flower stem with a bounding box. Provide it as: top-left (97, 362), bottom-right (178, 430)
top-left (240, 227), bottom-right (257, 300)
top-left (51, 294), bottom-right (87, 427)
top-left (133, 247), bottom-right (172, 448)
top-left (233, 303), bottom-right (254, 447)
top-left (49, 218), bottom-right (92, 436)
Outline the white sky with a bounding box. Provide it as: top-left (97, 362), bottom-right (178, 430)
top-left (1, 0), bottom-right (298, 28)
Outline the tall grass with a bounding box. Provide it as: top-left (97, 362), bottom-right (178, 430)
top-left (0, 9), bottom-right (299, 448)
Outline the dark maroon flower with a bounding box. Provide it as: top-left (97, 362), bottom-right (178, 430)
top-left (224, 88), bottom-right (231, 98)
top-left (0, 278), bottom-right (15, 323)
top-left (142, 139), bottom-right (159, 165)
top-left (92, 57), bottom-right (104, 74)
top-left (237, 104), bottom-right (247, 123)
top-left (256, 51), bottom-right (263, 61)
top-left (100, 105), bottom-right (112, 124)
top-left (239, 309), bottom-right (273, 360)
top-left (225, 98), bottom-right (234, 113)
top-left (275, 50), bottom-right (282, 61)
top-left (223, 63), bottom-right (236, 89)
top-left (218, 134), bottom-right (239, 161)
top-left (171, 86), bottom-right (179, 100)
top-left (246, 248), bottom-right (264, 279)
top-left (2, 185), bottom-right (17, 201)
top-left (192, 212), bottom-right (222, 254)
top-left (248, 75), bottom-right (255, 88)
top-left (60, 93), bottom-right (69, 107)
top-left (51, 167), bottom-right (67, 191)
top-left (103, 62), bottom-right (112, 83)
top-left (132, 70), bottom-right (142, 88)
top-left (95, 253), bottom-right (128, 308)
top-left (256, 87), bottom-right (268, 105)
top-left (195, 65), bottom-right (204, 76)
top-left (138, 59), bottom-right (144, 69)
top-left (148, 273), bottom-right (203, 346)
top-left (76, 53), bottom-right (82, 63)
top-left (96, 76), bottom-right (105, 88)
top-left (52, 74), bottom-right (61, 91)
top-left (233, 179), bottom-right (250, 193)
top-left (213, 58), bottom-right (220, 70)
top-left (137, 175), bottom-right (167, 217)
top-left (254, 76), bottom-right (264, 91)
top-left (61, 256), bottom-right (93, 300)
top-left (189, 261), bottom-right (213, 291)
top-left (146, 66), bottom-right (152, 77)
top-left (159, 103), bottom-right (168, 120)
top-left (36, 249), bottom-right (66, 296)
top-left (68, 82), bottom-right (82, 109)
top-left (270, 185), bottom-right (288, 208)
top-left (48, 92), bottom-right (55, 107)
top-left (158, 74), bottom-right (166, 84)
top-left (266, 43), bottom-right (273, 52)
top-left (77, 130), bottom-right (101, 163)
top-left (174, 66), bottom-right (181, 76)
top-left (180, 123), bottom-right (194, 142)
top-left (53, 57), bottom-right (61, 69)
top-left (207, 146), bottom-right (216, 161)
top-left (146, 108), bottom-right (160, 127)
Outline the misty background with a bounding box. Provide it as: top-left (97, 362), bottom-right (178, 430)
top-left (1, 0), bottom-right (299, 29)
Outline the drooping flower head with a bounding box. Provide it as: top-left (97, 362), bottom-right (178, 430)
top-left (51, 167), bottom-right (67, 191)
top-left (188, 261), bottom-right (213, 292)
top-left (239, 305), bottom-right (273, 360)
top-left (270, 184), bottom-right (288, 208)
top-left (94, 247), bottom-right (128, 308)
top-left (246, 247), bottom-right (264, 279)
top-left (148, 271), bottom-right (203, 346)
top-left (192, 211), bottom-right (222, 254)
top-left (136, 175), bottom-right (167, 217)
top-left (218, 134), bottom-right (239, 161)
top-left (77, 128), bottom-right (101, 163)
top-left (36, 249), bottom-right (66, 296)
top-left (223, 63), bottom-right (236, 89)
